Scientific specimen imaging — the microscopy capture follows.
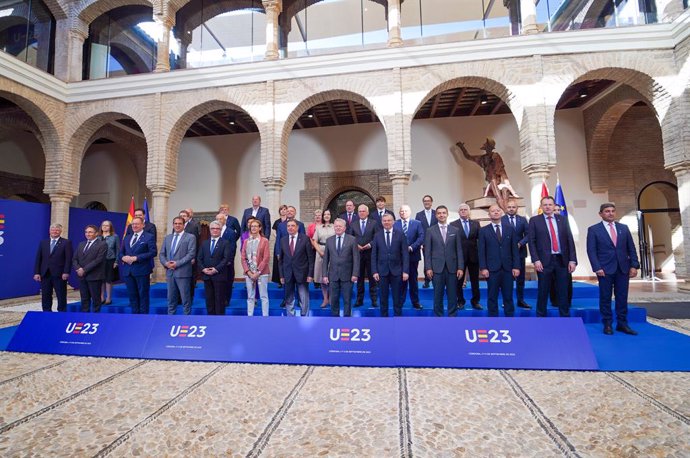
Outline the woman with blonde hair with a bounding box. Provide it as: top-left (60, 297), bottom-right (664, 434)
top-left (99, 220), bottom-right (120, 305)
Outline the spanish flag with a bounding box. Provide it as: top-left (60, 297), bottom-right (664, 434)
top-left (123, 195), bottom-right (135, 239)
top-left (537, 180), bottom-right (550, 214)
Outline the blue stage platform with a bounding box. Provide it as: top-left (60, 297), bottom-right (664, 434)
top-left (70, 281), bottom-right (647, 323)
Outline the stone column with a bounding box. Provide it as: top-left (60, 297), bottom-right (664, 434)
top-left (154, 16), bottom-right (174, 72)
top-left (150, 187), bottom-right (172, 282)
top-left (520, 0), bottom-right (539, 34)
top-left (54, 18), bottom-right (89, 82)
top-left (390, 173), bottom-right (410, 212)
top-left (523, 164), bottom-right (552, 216)
top-left (671, 164), bottom-right (690, 280)
top-left (387, 0), bottom-right (403, 47)
top-left (262, 179), bottom-right (284, 221)
top-left (49, 192), bottom-right (76, 233)
top-left (263, 0), bottom-right (282, 60)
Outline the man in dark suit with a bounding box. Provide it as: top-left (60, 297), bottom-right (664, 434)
top-left (125, 208), bottom-right (158, 243)
top-left (217, 212), bottom-right (241, 303)
top-left (160, 217), bottom-right (197, 315)
top-left (502, 199), bottom-right (531, 309)
top-left (119, 217), bottom-right (157, 314)
top-left (479, 205), bottom-right (521, 317)
top-left (72, 225), bottom-right (107, 313)
top-left (279, 220), bottom-right (315, 316)
top-left (241, 195), bottom-right (271, 237)
top-left (371, 196), bottom-right (396, 227)
top-left (372, 214), bottom-right (409, 317)
top-left (424, 205), bottom-right (464, 317)
top-left (528, 196), bottom-right (577, 318)
top-left (274, 206), bottom-right (306, 259)
top-left (323, 218), bottom-right (360, 317)
top-left (587, 203), bottom-right (640, 335)
top-left (179, 209), bottom-right (200, 240)
top-left (34, 223), bottom-right (73, 312)
top-left (416, 194), bottom-right (437, 288)
top-left (394, 205), bottom-right (425, 310)
top-left (348, 204), bottom-right (380, 307)
top-left (338, 200), bottom-right (357, 230)
top-left (197, 221), bottom-right (231, 315)
top-left (451, 203), bottom-right (482, 310)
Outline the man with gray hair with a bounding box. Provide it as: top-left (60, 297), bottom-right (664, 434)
top-left (197, 220), bottom-right (231, 315)
top-left (451, 203), bottom-right (482, 310)
top-left (34, 223), bottom-right (73, 312)
top-left (323, 218), bottom-right (360, 317)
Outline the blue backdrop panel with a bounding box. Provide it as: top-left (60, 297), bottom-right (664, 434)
top-left (8, 313), bottom-right (599, 370)
top-left (0, 200), bottom-right (51, 299)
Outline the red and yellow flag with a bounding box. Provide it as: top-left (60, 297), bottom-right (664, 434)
top-left (537, 180), bottom-right (550, 214)
top-left (123, 195), bottom-right (135, 239)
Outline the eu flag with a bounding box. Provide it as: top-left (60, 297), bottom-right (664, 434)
top-left (143, 197), bottom-right (151, 223)
top-left (555, 179), bottom-right (568, 218)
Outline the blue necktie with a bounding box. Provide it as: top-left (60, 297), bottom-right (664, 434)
top-left (403, 221), bottom-right (408, 235)
top-left (337, 236), bottom-right (342, 254)
top-left (50, 239), bottom-right (57, 254)
top-left (386, 231), bottom-right (391, 248)
top-left (210, 239), bottom-right (216, 254)
top-left (463, 220), bottom-right (469, 237)
top-left (361, 220), bottom-right (366, 233)
top-left (130, 233), bottom-right (139, 248)
top-left (171, 233), bottom-right (179, 255)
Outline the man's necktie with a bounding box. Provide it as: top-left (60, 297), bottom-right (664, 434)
top-left (510, 216), bottom-right (516, 228)
top-left (210, 239), bottom-right (216, 254)
top-left (290, 236), bottom-right (295, 255)
top-left (440, 225), bottom-right (447, 242)
top-left (380, 211), bottom-right (384, 219)
top-left (495, 224), bottom-right (502, 242)
top-left (336, 236), bottom-right (342, 254)
top-left (50, 239), bottom-right (57, 254)
top-left (361, 220), bottom-right (366, 233)
top-left (130, 233), bottom-right (139, 247)
top-left (348, 213), bottom-right (352, 224)
top-left (386, 231), bottom-right (391, 248)
top-left (84, 240), bottom-right (92, 253)
top-left (463, 220), bottom-right (469, 237)
top-left (547, 217), bottom-right (559, 253)
top-left (609, 222), bottom-right (617, 246)
top-left (171, 233), bottom-right (179, 254)
top-left (403, 220), bottom-right (408, 235)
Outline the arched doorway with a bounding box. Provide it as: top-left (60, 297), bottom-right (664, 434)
top-left (326, 189), bottom-right (375, 218)
top-left (637, 181), bottom-right (680, 279)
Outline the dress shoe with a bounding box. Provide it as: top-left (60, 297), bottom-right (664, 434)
top-left (603, 325), bottom-right (613, 335)
top-left (354, 302), bottom-right (364, 308)
top-left (280, 301), bottom-right (286, 308)
top-left (104, 300), bottom-right (112, 305)
top-left (422, 282), bottom-right (430, 289)
top-left (320, 302), bottom-right (329, 309)
top-left (616, 324), bottom-right (638, 335)
top-left (471, 303), bottom-right (483, 310)
top-left (517, 301), bottom-right (531, 309)
top-left (457, 302), bottom-right (466, 310)
top-left (412, 303), bottom-right (423, 310)
top-left (370, 303), bottom-right (379, 308)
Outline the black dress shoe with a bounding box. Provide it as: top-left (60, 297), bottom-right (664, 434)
top-left (517, 301), bottom-right (531, 309)
top-left (457, 302), bottom-right (466, 310)
top-left (603, 325), bottom-right (613, 335)
top-left (422, 282), bottom-right (430, 288)
top-left (354, 302), bottom-right (364, 308)
top-left (616, 324), bottom-right (638, 335)
top-left (412, 303), bottom-right (423, 310)
top-left (471, 303), bottom-right (483, 310)
top-left (280, 301), bottom-right (286, 308)
top-left (370, 303), bottom-right (379, 308)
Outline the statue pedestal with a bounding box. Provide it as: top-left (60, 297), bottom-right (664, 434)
top-left (466, 196), bottom-right (526, 223)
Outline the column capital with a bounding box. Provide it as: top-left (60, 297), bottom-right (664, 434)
top-left (149, 185), bottom-right (174, 196)
top-left (389, 172), bottom-right (411, 183)
top-left (262, 0), bottom-right (283, 13)
top-left (522, 163), bottom-right (553, 178)
top-left (48, 191), bottom-right (78, 203)
top-left (262, 177), bottom-right (286, 190)
top-left (668, 161), bottom-right (690, 175)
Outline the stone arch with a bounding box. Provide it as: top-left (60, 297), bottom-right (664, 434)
top-left (280, 89), bottom-right (387, 183)
top-left (174, 0), bottom-right (264, 36)
top-left (323, 184), bottom-right (375, 210)
top-left (164, 99), bottom-right (263, 190)
top-left (76, 0), bottom-right (154, 25)
top-left (280, 0), bottom-right (387, 36)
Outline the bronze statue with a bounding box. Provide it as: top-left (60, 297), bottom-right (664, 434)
top-left (451, 137), bottom-right (519, 211)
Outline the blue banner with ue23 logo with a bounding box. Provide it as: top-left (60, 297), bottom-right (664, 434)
top-left (8, 313), bottom-right (598, 370)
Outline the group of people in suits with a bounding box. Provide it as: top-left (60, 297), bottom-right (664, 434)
top-left (34, 194), bottom-right (640, 334)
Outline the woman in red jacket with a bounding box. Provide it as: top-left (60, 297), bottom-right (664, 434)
top-left (241, 219), bottom-right (271, 316)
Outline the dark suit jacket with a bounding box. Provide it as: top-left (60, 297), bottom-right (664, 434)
top-left (197, 238), bottom-right (231, 281)
top-left (423, 224), bottom-right (464, 273)
top-left (502, 214), bottom-right (529, 258)
top-left (393, 218), bottom-right (425, 262)
top-left (478, 223), bottom-right (520, 272)
top-left (586, 221), bottom-right (639, 274)
top-left (35, 237), bottom-right (73, 276)
top-left (119, 232), bottom-right (157, 277)
top-left (528, 214), bottom-right (577, 267)
top-left (371, 209), bottom-right (396, 227)
top-left (338, 212), bottom-right (358, 229)
top-left (221, 216), bottom-right (242, 259)
top-left (323, 234), bottom-right (360, 281)
top-left (450, 218), bottom-right (480, 264)
top-left (415, 209), bottom-right (438, 231)
top-left (279, 233), bottom-right (315, 282)
top-left (126, 222), bottom-right (158, 243)
top-left (72, 239), bottom-right (107, 281)
top-left (275, 219), bottom-right (306, 257)
top-left (372, 229), bottom-right (409, 277)
top-left (241, 206), bottom-right (271, 237)
top-left (347, 217), bottom-right (379, 247)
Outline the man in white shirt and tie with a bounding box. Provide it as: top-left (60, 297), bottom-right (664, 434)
top-left (322, 219), bottom-right (360, 317)
top-left (120, 217), bottom-right (158, 314)
top-left (372, 196), bottom-right (395, 227)
top-left (160, 217), bottom-right (197, 315)
top-left (72, 225), bottom-right (107, 312)
top-left (416, 195), bottom-right (438, 288)
top-left (502, 199), bottom-right (531, 309)
top-left (339, 200), bottom-right (357, 230)
top-left (451, 203), bottom-right (482, 310)
top-left (348, 204), bottom-right (380, 307)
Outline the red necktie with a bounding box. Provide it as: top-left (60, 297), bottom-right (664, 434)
top-left (290, 236), bottom-right (295, 255)
top-left (547, 217), bottom-right (559, 253)
top-left (609, 223), bottom-right (617, 246)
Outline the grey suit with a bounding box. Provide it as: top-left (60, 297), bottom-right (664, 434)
top-left (72, 239), bottom-right (107, 312)
top-left (323, 233), bottom-right (360, 317)
top-left (159, 231), bottom-right (197, 315)
top-left (424, 224), bottom-right (465, 317)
